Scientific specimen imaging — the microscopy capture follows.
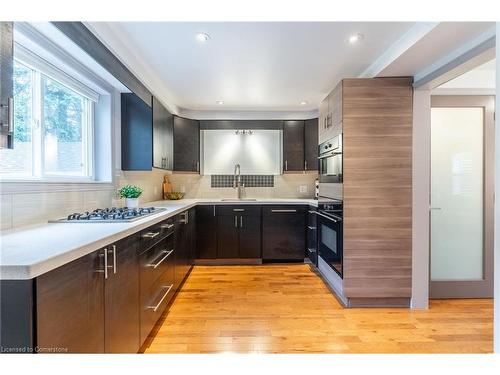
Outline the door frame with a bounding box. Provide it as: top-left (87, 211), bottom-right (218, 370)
top-left (429, 95), bottom-right (495, 298)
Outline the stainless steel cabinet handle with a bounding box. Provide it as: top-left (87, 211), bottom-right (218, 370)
top-left (111, 245), bottom-right (117, 274)
top-left (271, 209), bottom-right (297, 213)
top-left (160, 223), bottom-right (174, 230)
top-left (285, 160), bottom-right (288, 171)
top-left (104, 248), bottom-right (108, 279)
top-left (196, 161), bottom-right (200, 172)
top-left (142, 232), bottom-right (160, 239)
top-left (240, 216), bottom-right (243, 228)
top-left (307, 226), bottom-right (316, 230)
top-left (179, 211), bottom-right (189, 224)
top-left (429, 207), bottom-right (442, 210)
top-left (233, 208), bottom-right (245, 212)
top-left (308, 210), bottom-right (317, 214)
top-left (147, 284), bottom-right (173, 312)
top-left (8, 97), bottom-right (13, 133)
top-left (307, 248), bottom-right (316, 253)
top-left (148, 249), bottom-right (174, 269)
top-left (234, 215), bottom-right (238, 228)
top-left (213, 205), bottom-right (216, 217)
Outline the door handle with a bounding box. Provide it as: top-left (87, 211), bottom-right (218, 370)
top-left (240, 216), bottom-right (243, 228)
top-left (234, 215), bottom-right (238, 228)
top-left (307, 248), bottom-right (316, 253)
top-left (307, 226), bottom-right (316, 230)
top-left (285, 160), bottom-right (288, 171)
top-left (271, 209), bottom-right (297, 213)
top-left (96, 248), bottom-right (109, 279)
top-left (429, 207), bottom-right (442, 211)
top-left (111, 245), bottom-right (117, 274)
top-left (233, 208), bottom-right (245, 212)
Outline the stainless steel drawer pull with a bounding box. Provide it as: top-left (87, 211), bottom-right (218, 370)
top-left (308, 248), bottom-right (316, 253)
top-left (307, 226), bottom-right (316, 230)
top-left (160, 223), bottom-right (174, 230)
top-left (233, 208), bottom-right (245, 212)
top-left (271, 209), bottom-right (297, 213)
top-left (308, 210), bottom-right (317, 214)
top-left (142, 232), bottom-right (160, 239)
top-left (148, 249), bottom-right (174, 269)
top-left (148, 284), bottom-right (173, 312)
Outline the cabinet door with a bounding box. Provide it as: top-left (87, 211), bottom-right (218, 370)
top-left (262, 206), bottom-right (306, 261)
top-left (152, 96), bottom-right (174, 170)
top-left (283, 120), bottom-right (305, 172)
top-left (238, 214), bottom-right (261, 258)
top-left (217, 214), bottom-right (239, 258)
top-left (37, 250), bottom-right (105, 353)
top-left (304, 118), bottom-right (318, 171)
top-left (306, 208), bottom-right (318, 266)
top-left (175, 210), bottom-right (193, 287)
top-left (121, 93), bottom-right (153, 171)
top-left (318, 98), bottom-right (328, 144)
top-left (330, 81), bottom-right (343, 130)
top-left (173, 116), bottom-right (199, 172)
top-left (196, 205), bottom-right (217, 259)
top-left (104, 234), bottom-right (140, 353)
top-left (0, 22), bottom-right (14, 148)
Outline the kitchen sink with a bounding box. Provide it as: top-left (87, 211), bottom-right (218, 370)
top-left (220, 198), bottom-right (257, 201)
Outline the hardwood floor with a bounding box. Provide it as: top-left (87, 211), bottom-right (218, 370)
top-left (142, 264), bottom-right (493, 354)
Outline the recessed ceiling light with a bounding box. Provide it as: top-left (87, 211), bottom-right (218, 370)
top-left (348, 33), bottom-right (364, 44)
top-left (300, 101), bottom-right (308, 105)
top-left (196, 32), bottom-right (210, 43)
top-left (216, 100), bottom-right (224, 105)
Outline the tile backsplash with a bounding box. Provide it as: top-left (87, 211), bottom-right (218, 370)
top-left (0, 169), bottom-right (316, 231)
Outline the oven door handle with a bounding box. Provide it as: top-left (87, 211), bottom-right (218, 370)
top-left (314, 211), bottom-right (342, 223)
top-left (318, 151), bottom-right (341, 159)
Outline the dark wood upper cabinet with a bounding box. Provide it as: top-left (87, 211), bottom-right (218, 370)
top-left (283, 120), bottom-right (305, 172)
top-left (152, 96), bottom-right (173, 170)
top-left (0, 22), bottom-right (14, 149)
top-left (36, 249), bottom-right (105, 353)
top-left (104, 234), bottom-right (140, 353)
top-left (304, 118), bottom-right (319, 171)
top-left (173, 116), bottom-right (200, 172)
top-left (121, 93), bottom-right (153, 171)
top-left (196, 205), bottom-right (217, 259)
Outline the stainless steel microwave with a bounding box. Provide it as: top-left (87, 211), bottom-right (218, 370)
top-left (318, 135), bottom-right (342, 183)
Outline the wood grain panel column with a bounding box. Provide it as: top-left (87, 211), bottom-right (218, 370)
top-left (342, 77), bottom-right (413, 301)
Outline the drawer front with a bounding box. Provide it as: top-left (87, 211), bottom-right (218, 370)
top-left (139, 266), bottom-right (175, 345)
top-left (262, 205), bottom-right (306, 216)
top-left (216, 205), bottom-right (261, 216)
top-left (140, 217), bottom-right (175, 251)
top-left (140, 235), bottom-right (174, 293)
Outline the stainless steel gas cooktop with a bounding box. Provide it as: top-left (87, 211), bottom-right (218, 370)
top-left (49, 207), bottom-right (166, 223)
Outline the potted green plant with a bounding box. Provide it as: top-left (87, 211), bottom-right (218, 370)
top-left (118, 185), bottom-right (143, 208)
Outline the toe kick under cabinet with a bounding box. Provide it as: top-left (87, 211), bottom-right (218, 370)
top-left (0, 213), bottom-right (195, 354)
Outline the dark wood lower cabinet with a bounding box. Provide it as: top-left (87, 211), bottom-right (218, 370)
top-left (174, 208), bottom-right (195, 289)
top-left (36, 250), bottom-right (105, 353)
top-left (238, 215), bottom-right (261, 258)
top-left (217, 214), bottom-right (239, 258)
top-left (104, 234), bottom-right (140, 353)
top-left (262, 206), bottom-right (306, 261)
top-left (196, 205), bottom-right (217, 259)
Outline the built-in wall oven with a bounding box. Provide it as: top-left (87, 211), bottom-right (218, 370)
top-left (316, 197), bottom-right (343, 277)
top-left (318, 135), bottom-right (342, 183)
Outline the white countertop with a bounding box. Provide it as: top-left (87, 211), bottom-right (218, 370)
top-left (0, 198), bottom-right (317, 280)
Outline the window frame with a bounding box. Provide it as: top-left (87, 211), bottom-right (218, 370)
top-left (1, 46), bottom-right (98, 182)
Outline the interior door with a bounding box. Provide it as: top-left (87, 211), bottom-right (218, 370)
top-left (430, 96), bottom-right (494, 298)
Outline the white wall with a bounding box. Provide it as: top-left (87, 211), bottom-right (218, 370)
top-left (494, 22), bottom-right (499, 354)
top-left (411, 89), bottom-right (431, 309)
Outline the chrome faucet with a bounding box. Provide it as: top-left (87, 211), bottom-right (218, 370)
top-left (233, 164), bottom-right (243, 199)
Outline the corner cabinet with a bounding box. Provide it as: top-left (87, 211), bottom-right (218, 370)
top-left (121, 93), bottom-right (153, 171)
top-left (173, 116), bottom-right (200, 172)
top-left (152, 96), bottom-right (173, 170)
top-left (0, 22), bottom-right (14, 149)
top-left (196, 205), bottom-right (217, 259)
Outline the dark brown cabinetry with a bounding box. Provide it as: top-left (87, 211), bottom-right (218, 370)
top-left (104, 234), bottom-right (140, 353)
top-left (174, 208), bottom-right (195, 289)
top-left (121, 93), bottom-right (153, 171)
top-left (262, 205), bottom-right (306, 261)
top-left (36, 250), bottom-right (105, 353)
top-left (152, 96), bottom-right (173, 170)
top-left (196, 205), bottom-right (217, 259)
top-left (216, 206), bottom-right (261, 259)
top-left (0, 22), bottom-right (14, 149)
top-left (304, 118), bottom-right (319, 171)
top-left (173, 116), bottom-right (199, 172)
top-left (282, 120), bottom-right (305, 172)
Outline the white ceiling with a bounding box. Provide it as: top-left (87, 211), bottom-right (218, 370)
top-left (88, 22), bottom-right (414, 113)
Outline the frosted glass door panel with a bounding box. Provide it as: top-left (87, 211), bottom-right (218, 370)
top-left (202, 130), bottom-right (281, 175)
top-left (430, 107), bottom-right (483, 281)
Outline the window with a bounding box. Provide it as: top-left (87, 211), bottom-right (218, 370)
top-left (0, 54), bottom-right (95, 180)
